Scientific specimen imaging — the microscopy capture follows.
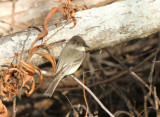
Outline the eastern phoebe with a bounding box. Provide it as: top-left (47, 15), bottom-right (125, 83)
top-left (44, 36), bottom-right (89, 97)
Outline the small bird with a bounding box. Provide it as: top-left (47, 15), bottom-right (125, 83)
top-left (44, 36), bottom-right (89, 97)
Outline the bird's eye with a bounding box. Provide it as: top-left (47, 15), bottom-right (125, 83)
top-left (76, 42), bottom-right (80, 46)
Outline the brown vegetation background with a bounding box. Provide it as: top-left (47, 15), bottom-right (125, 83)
top-left (0, 0), bottom-right (160, 117)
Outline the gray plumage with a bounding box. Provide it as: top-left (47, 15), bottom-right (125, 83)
top-left (44, 36), bottom-right (89, 97)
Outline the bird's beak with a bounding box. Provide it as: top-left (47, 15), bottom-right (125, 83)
top-left (84, 43), bottom-right (90, 48)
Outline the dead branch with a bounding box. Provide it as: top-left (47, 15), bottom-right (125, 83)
top-left (0, 0), bottom-right (160, 70)
top-left (71, 74), bottom-right (115, 117)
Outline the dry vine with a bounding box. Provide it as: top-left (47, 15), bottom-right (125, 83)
top-left (0, 0), bottom-right (88, 116)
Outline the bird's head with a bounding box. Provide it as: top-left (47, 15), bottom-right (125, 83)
top-left (68, 36), bottom-right (89, 51)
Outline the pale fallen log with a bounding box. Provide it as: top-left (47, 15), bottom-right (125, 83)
top-left (0, 0), bottom-right (160, 70)
top-left (0, 0), bottom-right (117, 35)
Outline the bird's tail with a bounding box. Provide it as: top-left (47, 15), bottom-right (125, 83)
top-left (44, 75), bottom-right (63, 97)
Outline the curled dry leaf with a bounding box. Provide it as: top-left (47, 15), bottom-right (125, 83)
top-left (27, 7), bottom-right (65, 61)
top-left (1, 63), bottom-right (24, 100)
top-left (19, 60), bottom-right (35, 74)
top-left (0, 47), bottom-right (56, 100)
top-left (0, 60), bottom-right (44, 100)
top-left (27, 44), bottom-right (46, 61)
top-left (0, 99), bottom-right (9, 117)
top-left (34, 66), bottom-right (43, 90)
top-left (61, 0), bottom-right (88, 28)
top-left (41, 0), bottom-right (88, 35)
top-left (25, 75), bottom-right (35, 97)
top-left (37, 51), bottom-right (56, 79)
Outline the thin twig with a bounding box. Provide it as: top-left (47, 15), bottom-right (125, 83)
top-left (144, 45), bottom-right (160, 117)
top-left (71, 74), bottom-right (115, 117)
top-left (72, 105), bottom-right (94, 117)
top-left (153, 87), bottom-right (160, 117)
top-left (44, 23), bottom-right (66, 43)
top-left (106, 49), bottom-right (150, 89)
top-left (11, 0), bottom-right (16, 31)
top-left (114, 110), bottom-right (134, 117)
top-left (0, 20), bottom-right (27, 29)
top-left (60, 90), bottom-right (77, 115)
top-left (130, 71), bottom-right (150, 89)
top-left (138, 107), bottom-right (158, 117)
top-left (148, 46), bottom-right (159, 87)
top-left (144, 95), bottom-right (148, 117)
top-left (12, 96), bottom-right (16, 117)
top-left (111, 83), bottom-right (139, 116)
top-left (83, 72), bottom-right (89, 117)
